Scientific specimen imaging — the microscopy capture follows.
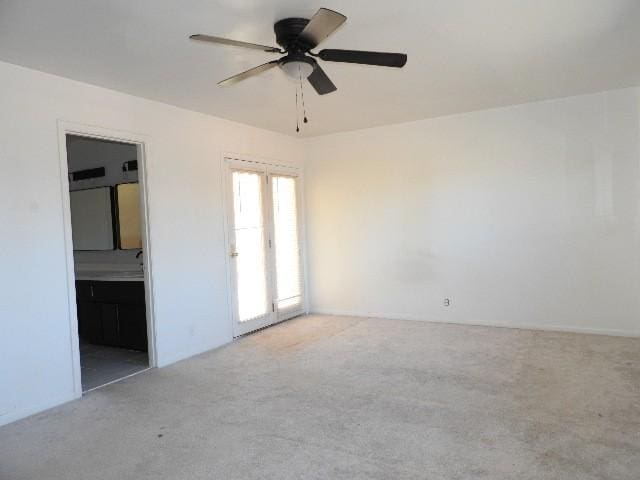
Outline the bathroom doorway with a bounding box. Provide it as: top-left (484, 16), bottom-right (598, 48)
top-left (60, 126), bottom-right (156, 393)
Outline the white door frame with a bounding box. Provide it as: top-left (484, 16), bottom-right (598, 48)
top-left (220, 154), bottom-right (307, 337)
top-left (57, 121), bottom-right (158, 397)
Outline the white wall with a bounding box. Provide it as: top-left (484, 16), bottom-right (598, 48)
top-left (0, 61), bottom-right (303, 425)
top-left (304, 88), bottom-right (640, 337)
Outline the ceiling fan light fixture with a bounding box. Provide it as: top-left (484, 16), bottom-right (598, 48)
top-left (279, 57), bottom-right (315, 80)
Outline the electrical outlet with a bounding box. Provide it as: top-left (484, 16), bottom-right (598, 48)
top-left (444, 298), bottom-right (451, 307)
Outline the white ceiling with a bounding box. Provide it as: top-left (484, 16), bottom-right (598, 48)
top-left (1, 0), bottom-right (639, 137)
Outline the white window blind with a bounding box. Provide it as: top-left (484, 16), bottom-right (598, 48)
top-left (272, 175), bottom-right (303, 311)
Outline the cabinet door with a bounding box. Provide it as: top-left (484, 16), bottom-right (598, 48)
top-left (100, 304), bottom-right (120, 346)
top-left (77, 300), bottom-right (100, 341)
top-left (94, 281), bottom-right (144, 305)
top-left (75, 281), bottom-right (94, 301)
top-left (117, 304), bottom-right (148, 351)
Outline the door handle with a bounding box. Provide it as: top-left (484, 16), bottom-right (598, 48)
top-left (230, 252), bottom-right (239, 257)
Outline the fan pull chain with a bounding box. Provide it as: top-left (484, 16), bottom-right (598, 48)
top-left (299, 68), bottom-right (308, 124)
top-left (295, 84), bottom-right (300, 133)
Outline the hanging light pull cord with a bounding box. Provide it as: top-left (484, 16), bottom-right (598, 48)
top-left (299, 67), bottom-right (308, 124)
top-left (295, 84), bottom-right (299, 133)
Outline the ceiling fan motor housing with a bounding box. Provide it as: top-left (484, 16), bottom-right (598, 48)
top-left (274, 17), bottom-right (318, 79)
top-left (274, 17), bottom-right (312, 51)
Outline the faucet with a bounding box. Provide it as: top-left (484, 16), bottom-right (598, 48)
top-left (136, 250), bottom-right (144, 270)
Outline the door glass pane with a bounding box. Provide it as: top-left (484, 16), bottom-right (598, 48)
top-left (232, 171), bottom-right (268, 322)
top-left (272, 175), bottom-right (302, 310)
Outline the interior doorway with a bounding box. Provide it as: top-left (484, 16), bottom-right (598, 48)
top-left (224, 158), bottom-right (305, 336)
top-left (65, 134), bottom-right (152, 391)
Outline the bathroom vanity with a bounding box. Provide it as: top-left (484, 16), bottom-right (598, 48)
top-left (75, 274), bottom-right (147, 352)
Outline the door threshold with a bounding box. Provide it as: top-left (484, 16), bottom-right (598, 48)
top-left (82, 366), bottom-right (152, 394)
top-left (236, 313), bottom-right (304, 338)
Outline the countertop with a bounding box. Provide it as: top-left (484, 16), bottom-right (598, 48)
top-left (75, 270), bottom-right (144, 282)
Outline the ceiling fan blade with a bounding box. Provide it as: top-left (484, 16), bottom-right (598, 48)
top-left (190, 34), bottom-right (281, 53)
top-left (218, 60), bottom-right (280, 87)
top-left (307, 65), bottom-right (337, 95)
top-left (318, 49), bottom-right (407, 68)
top-left (298, 8), bottom-right (347, 49)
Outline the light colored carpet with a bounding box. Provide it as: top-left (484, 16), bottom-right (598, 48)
top-left (1, 315), bottom-right (638, 479)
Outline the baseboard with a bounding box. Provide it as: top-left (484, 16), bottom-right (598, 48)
top-left (310, 308), bottom-right (640, 338)
top-left (0, 392), bottom-right (79, 428)
top-left (155, 335), bottom-right (233, 368)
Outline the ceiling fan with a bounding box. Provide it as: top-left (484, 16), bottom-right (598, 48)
top-left (190, 7), bottom-right (407, 95)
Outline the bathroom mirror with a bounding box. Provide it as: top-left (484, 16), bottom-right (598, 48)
top-left (116, 183), bottom-right (142, 249)
top-left (70, 187), bottom-right (115, 251)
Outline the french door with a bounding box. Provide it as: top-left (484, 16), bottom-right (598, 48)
top-left (225, 159), bottom-right (305, 336)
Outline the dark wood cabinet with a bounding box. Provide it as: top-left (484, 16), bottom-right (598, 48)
top-left (77, 300), bottom-right (100, 340)
top-left (100, 303), bottom-right (120, 346)
top-left (76, 280), bottom-right (147, 352)
top-left (116, 303), bottom-right (148, 351)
